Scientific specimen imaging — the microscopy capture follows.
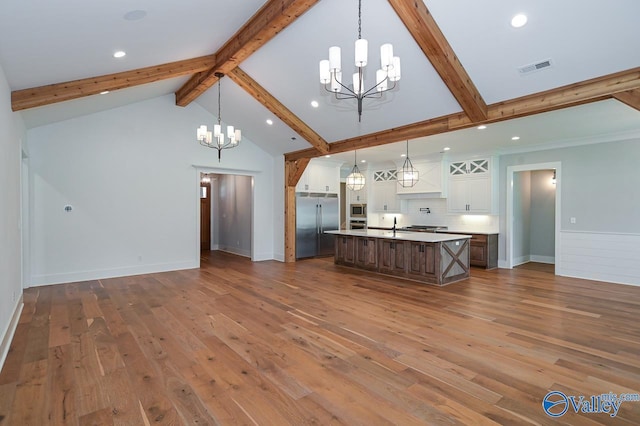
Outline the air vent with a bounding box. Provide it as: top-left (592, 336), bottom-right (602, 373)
top-left (518, 59), bottom-right (553, 75)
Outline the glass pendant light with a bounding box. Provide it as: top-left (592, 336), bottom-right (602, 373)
top-left (398, 140), bottom-right (419, 188)
top-left (346, 150), bottom-right (366, 191)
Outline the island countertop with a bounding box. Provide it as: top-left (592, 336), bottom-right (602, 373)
top-left (325, 229), bottom-right (471, 243)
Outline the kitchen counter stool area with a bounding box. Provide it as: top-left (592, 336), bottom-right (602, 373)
top-left (326, 230), bottom-right (472, 286)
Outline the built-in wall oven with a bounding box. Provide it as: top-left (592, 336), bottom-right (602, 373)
top-left (350, 203), bottom-right (367, 218)
top-left (350, 219), bottom-right (367, 230)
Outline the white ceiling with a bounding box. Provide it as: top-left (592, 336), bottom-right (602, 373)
top-left (2, 0), bottom-right (640, 163)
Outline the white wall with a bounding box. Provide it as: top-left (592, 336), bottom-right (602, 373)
top-left (530, 170), bottom-right (556, 261)
top-left (499, 138), bottom-right (640, 285)
top-left (0, 62), bottom-right (25, 369)
top-left (215, 174), bottom-right (252, 257)
top-left (512, 171), bottom-right (532, 264)
top-left (26, 95), bottom-right (278, 286)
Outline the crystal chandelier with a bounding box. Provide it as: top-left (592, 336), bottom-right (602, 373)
top-left (197, 72), bottom-right (241, 162)
top-left (397, 140), bottom-right (418, 188)
top-left (346, 150), bottom-right (366, 191)
top-left (319, 0), bottom-right (401, 122)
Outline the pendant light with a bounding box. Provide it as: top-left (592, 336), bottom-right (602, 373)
top-left (196, 73), bottom-right (241, 162)
top-left (319, 0), bottom-right (401, 122)
top-left (398, 140), bottom-right (419, 188)
top-left (346, 150), bottom-right (366, 191)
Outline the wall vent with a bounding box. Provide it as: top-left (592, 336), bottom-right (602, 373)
top-left (518, 59), bottom-right (553, 75)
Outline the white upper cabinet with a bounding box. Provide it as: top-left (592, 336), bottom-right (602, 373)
top-left (347, 187), bottom-right (367, 204)
top-left (371, 169), bottom-right (401, 212)
top-left (447, 157), bottom-right (496, 214)
top-left (396, 160), bottom-right (443, 195)
top-left (296, 161), bottom-right (340, 193)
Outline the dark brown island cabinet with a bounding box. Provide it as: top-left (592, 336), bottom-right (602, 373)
top-left (442, 232), bottom-right (498, 269)
top-left (327, 230), bottom-right (471, 286)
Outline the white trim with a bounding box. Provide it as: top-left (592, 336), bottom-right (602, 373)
top-left (530, 255), bottom-right (555, 264)
top-left (29, 260), bottom-right (198, 286)
top-left (217, 247), bottom-right (251, 258)
top-left (506, 161), bottom-right (562, 274)
top-left (513, 255), bottom-right (531, 267)
top-left (195, 166), bottom-right (260, 265)
top-left (0, 295), bottom-right (24, 372)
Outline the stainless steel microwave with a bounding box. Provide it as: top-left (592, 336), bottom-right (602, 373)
top-left (350, 203), bottom-right (367, 218)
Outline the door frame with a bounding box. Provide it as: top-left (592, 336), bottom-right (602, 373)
top-left (506, 161), bottom-right (562, 272)
top-left (194, 166), bottom-right (256, 264)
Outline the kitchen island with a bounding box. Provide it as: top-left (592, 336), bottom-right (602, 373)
top-left (325, 230), bottom-right (472, 286)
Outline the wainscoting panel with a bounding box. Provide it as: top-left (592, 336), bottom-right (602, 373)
top-left (559, 231), bottom-right (640, 286)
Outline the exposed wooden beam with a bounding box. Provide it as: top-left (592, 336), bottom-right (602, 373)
top-left (11, 55), bottom-right (217, 111)
top-left (285, 66), bottom-right (640, 161)
top-left (285, 157), bottom-right (310, 187)
top-left (175, 0), bottom-right (320, 107)
top-left (387, 0), bottom-right (488, 122)
top-left (613, 88), bottom-right (640, 111)
top-left (284, 160), bottom-right (306, 263)
top-left (228, 68), bottom-right (330, 154)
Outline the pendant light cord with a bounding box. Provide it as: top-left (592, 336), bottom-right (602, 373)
top-left (217, 79), bottom-right (222, 125)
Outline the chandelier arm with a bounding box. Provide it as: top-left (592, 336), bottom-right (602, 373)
top-left (322, 84), bottom-right (358, 100)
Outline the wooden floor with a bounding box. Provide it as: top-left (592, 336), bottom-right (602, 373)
top-left (1, 252), bottom-right (640, 425)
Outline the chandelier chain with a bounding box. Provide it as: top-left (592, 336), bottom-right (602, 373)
top-left (358, 0), bottom-right (362, 40)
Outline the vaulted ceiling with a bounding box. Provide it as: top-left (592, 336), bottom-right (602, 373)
top-left (2, 0), bottom-right (640, 164)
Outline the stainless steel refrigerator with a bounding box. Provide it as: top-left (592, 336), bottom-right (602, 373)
top-left (296, 192), bottom-right (339, 259)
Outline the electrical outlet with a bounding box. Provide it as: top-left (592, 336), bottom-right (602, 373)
top-left (138, 255), bottom-right (143, 262)
top-left (570, 217), bottom-right (576, 224)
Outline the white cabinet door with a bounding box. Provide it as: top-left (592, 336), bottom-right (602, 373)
top-left (348, 188), bottom-right (367, 203)
top-left (467, 177), bottom-right (491, 213)
top-left (447, 179), bottom-right (469, 212)
top-left (296, 162), bottom-right (340, 193)
top-left (447, 176), bottom-right (491, 213)
top-left (373, 181), bottom-right (400, 212)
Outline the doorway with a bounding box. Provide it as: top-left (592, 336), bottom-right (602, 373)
top-left (200, 174), bottom-right (212, 250)
top-left (506, 162), bottom-right (561, 273)
top-left (196, 169), bottom-right (254, 263)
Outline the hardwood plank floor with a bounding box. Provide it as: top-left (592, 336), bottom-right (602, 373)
top-left (1, 251), bottom-right (640, 425)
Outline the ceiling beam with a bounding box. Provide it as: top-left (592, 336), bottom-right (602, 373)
top-left (613, 88), bottom-right (640, 111)
top-left (175, 0), bottom-right (320, 107)
top-left (387, 0), bottom-right (488, 122)
top-left (285, 66), bottom-right (640, 161)
top-left (227, 68), bottom-right (330, 154)
top-left (11, 55), bottom-right (217, 112)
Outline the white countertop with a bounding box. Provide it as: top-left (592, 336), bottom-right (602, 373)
top-left (325, 229), bottom-right (471, 243)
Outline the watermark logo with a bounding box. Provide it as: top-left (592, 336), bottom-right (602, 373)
top-left (542, 391), bottom-right (640, 418)
top-left (542, 391), bottom-right (569, 417)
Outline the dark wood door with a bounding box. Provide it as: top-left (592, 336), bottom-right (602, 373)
top-left (200, 182), bottom-right (211, 250)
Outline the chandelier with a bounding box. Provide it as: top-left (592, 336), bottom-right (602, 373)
top-left (397, 140), bottom-right (419, 188)
top-left (319, 0), bottom-right (401, 122)
top-left (197, 72), bottom-right (241, 162)
top-left (346, 150), bottom-right (366, 191)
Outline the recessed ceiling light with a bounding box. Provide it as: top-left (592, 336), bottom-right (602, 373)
top-left (443, 147), bottom-right (451, 151)
top-left (477, 125), bottom-right (487, 130)
top-left (100, 90), bottom-right (110, 95)
top-left (401, 154), bottom-right (406, 157)
top-left (311, 100), bottom-right (319, 108)
top-left (325, 155), bottom-right (331, 158)
top-left (512, 136), bottom-right (520, 141)
top-left (360, 160), bottom-right (366, 163)
top-left (123, 10), bottom-right (147, 21)
top-left (511, 14), bottom-right (528, 28)
top-left (266, 119), bottom-right (273, 125)
top-left (113, 50), bottom-right (126, 58)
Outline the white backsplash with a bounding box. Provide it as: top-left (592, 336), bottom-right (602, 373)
top-left (367, 199), bottom-right (499, 233)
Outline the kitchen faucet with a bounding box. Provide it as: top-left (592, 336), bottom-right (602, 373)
top-left (393, 217), bottom-right (397, 235)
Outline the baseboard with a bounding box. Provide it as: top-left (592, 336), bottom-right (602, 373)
top-left (530, 255), bottom-right (555, 264)
top-left (0, 294), bottom-right (24, 373)
top-left (512, 255), bottom-right (531, 267)
top-left (29, 259), bottom-right (199, 287)
top-left (217, 247), bottom-right (251, 258)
